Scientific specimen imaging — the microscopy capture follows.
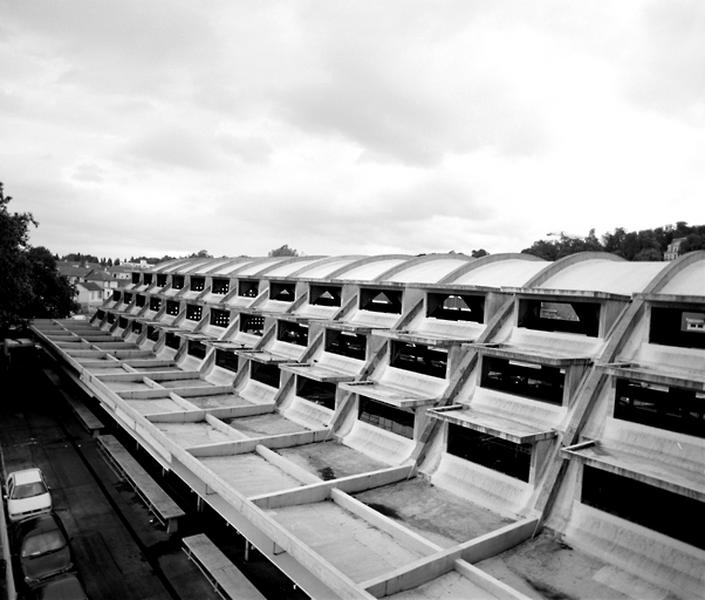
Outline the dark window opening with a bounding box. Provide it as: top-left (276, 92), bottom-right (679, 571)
top-left (187, 340), bottom-right (206, 359)
top-left (427, 293), bottom-right (484, 323)
top-left (186, 304), bottom-right (202, 321)
top-left (649, 306), bottom-right (705, 350)
top-left (582, 466), bottom-right (705, 550)
top-left (132, 321), bottom-right (142, 335)
top-left (106, 312), bottom-right (115, 324)
top-left (165, 332), bottom-right (180, 350)
top-left (238, 279), bottom-right (259, 297)
top-left (390, 340), bottom-right (447, 378)
top-left (325, 329), bottom-right (366, 360)
top-left (614, 378), bottom-right (705, 438)
top-left (190, 276), bottom-right (205, 292)
top-left (118, 317), bottom-right (128, 329)
top-left (172, 275), bottom-right (184, 290)
top-left (240, 314), bottom-right (264, 336)
top-left (147, 325), bottom-right (159, 341)
top-left (96, 309), bottom-right (105, 320)
top-left (270, 282), bottom-right (296, 302)
top-left (251, 361), bottom-right (280, 388)
top-left (310, 284), bottom-right (342, 307)
top-left (212, 278), bottom-right (230, 295)
top-left (215, 350), bottom-right (239, 373)
top-left (481, 355), bottom-right (564, 405)
top-left (149, 297), bottom-right (161, 312)
top-left (112, 290), bottom-right (121, 302)
top-left (277, 320), bottom-right (309, 346)
top-left (136, 294), bottom-right (146, 307)
top-left (131, 272), bottom-right (141, 285)
top-left (123, 292), bottom-right (132, 304)
top-left (210, 309), bottom-right (230, 328)
top-left (518, 299), bottom-right (600, 337)
top-left (358, 397), bottom-right (414, 439)
top-left (143, 273), bottom-right (153, 285)
top-left (156, 274), bottom-right (167, 287)
top-left (166, 300), bottom-right (180, 317)
top-left (359, 288), bottom-right (403, 314)
top-left (447, 424), bottom-right (531, 482)
top-left (296, 377), bottom-right (336, 410)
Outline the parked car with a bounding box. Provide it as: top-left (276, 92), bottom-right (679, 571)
top-left (15, 512), bottom-right (73, 588)
top-left (29, 573), bottom-right (88, 600)
top-left (4, 467), bottom-right (52, 522)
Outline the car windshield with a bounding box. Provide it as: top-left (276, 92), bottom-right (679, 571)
top-left (21, 530), bottom-right (65, 558)
top-left (11, 481), bottom-right (47, 499)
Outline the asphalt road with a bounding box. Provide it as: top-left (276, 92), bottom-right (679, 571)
top-left (0, 356), bottom-right (220, 600)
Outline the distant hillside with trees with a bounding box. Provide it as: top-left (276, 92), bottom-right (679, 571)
top-left (521, 222), bottom-right (705, 261)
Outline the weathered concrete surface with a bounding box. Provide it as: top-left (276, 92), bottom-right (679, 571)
top-left (277, 440), bottom-right (385, 480)
top-left (267, 500), bottom-right (431, 583)
top-left (354, 478), bottom-right (512, 548)
top-left (225, 413), bottom-right (308, 437)
top-left (477, 531), bottom-right (678, 600)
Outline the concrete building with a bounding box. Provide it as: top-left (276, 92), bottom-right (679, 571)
top-left (32, 251), bottom-right (705, 600)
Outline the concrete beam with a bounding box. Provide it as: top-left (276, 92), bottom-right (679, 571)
top-left (251, 465), bottom-right (414, 510)
top-left (331, 489), bottom-right (440, 554)
top-left (255, 445), bottom-right (322, 486)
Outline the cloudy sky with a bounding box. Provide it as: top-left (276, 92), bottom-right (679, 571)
top-left (1, 1), bottom-right (704, 260)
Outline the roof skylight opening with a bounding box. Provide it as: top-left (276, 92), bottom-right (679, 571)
top-left (427, 293), bottom-right (484, 323)
top-left (359, 288), bottom-right (403, 314)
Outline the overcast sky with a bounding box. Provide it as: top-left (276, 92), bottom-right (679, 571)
top-left (1, 1), bottom-right (704, 260)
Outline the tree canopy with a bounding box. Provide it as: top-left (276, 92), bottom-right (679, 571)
top-left (0, 183), bottom-right (76, 334)
top-left (268, 244), bottom-right (299, 257)
top-left (522, 223), bottom-right (705, 261)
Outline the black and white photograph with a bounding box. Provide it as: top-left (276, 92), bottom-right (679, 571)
top-left (1, 2), bottom-right (703, 599)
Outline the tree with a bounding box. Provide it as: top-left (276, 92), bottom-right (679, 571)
top-left (633, 247), bottom-right (662, 261)
top-left (0, 183), bottom-right (36, 332)
top-left (471, 249), bottom-right (489, 258)
top-left (189, 249), bottom-right (213, 258)
top-left (680, 233), bottom-right (705, 253)
top-left (0, 183), bottom-right (76, 334)
top-left (268, 244), bottom-right (299, 257)
top-left (24, 247), bottom-right (77, 318)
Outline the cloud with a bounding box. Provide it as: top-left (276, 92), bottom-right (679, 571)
top-left (71, 163), bottom-right (106, 183)
top-left (1, 0), bottom-right (704, 262)
top-left (622, 0), bottom-right (705, 118)
top-left (120, 128), bottom-right (222, 171)
top-left (216, 134), bottom-right (272, 164)
top-left (275, 14), bottom-right (550, 166)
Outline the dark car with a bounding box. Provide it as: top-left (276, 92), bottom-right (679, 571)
top-left (30, 573), bottom-right (88, 599)
top-left (14, 513), bottom-right (73, 588)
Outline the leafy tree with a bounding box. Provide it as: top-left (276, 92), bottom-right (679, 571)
top-left (471, 249), bottom-right (489, 258)
top-left (522, 230), bottom-right (602, 260)
top-left (633, 247), bottom-right (663, 261)
top-left (0, 183), bottom-right (36, 332)
top-left (25, 247), bottom-right (77, 318)
top-left (0, 183), bottom-right (76, 333)
top-left (680, 233), bottom-right (705, 253)
top-left (189, 249), bottom-right (213, 258)
top-left (268, 244), bottom-right (299, 257)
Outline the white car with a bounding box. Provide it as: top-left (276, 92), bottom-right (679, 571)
top-left (4, 468), bottom-right (52, 522)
